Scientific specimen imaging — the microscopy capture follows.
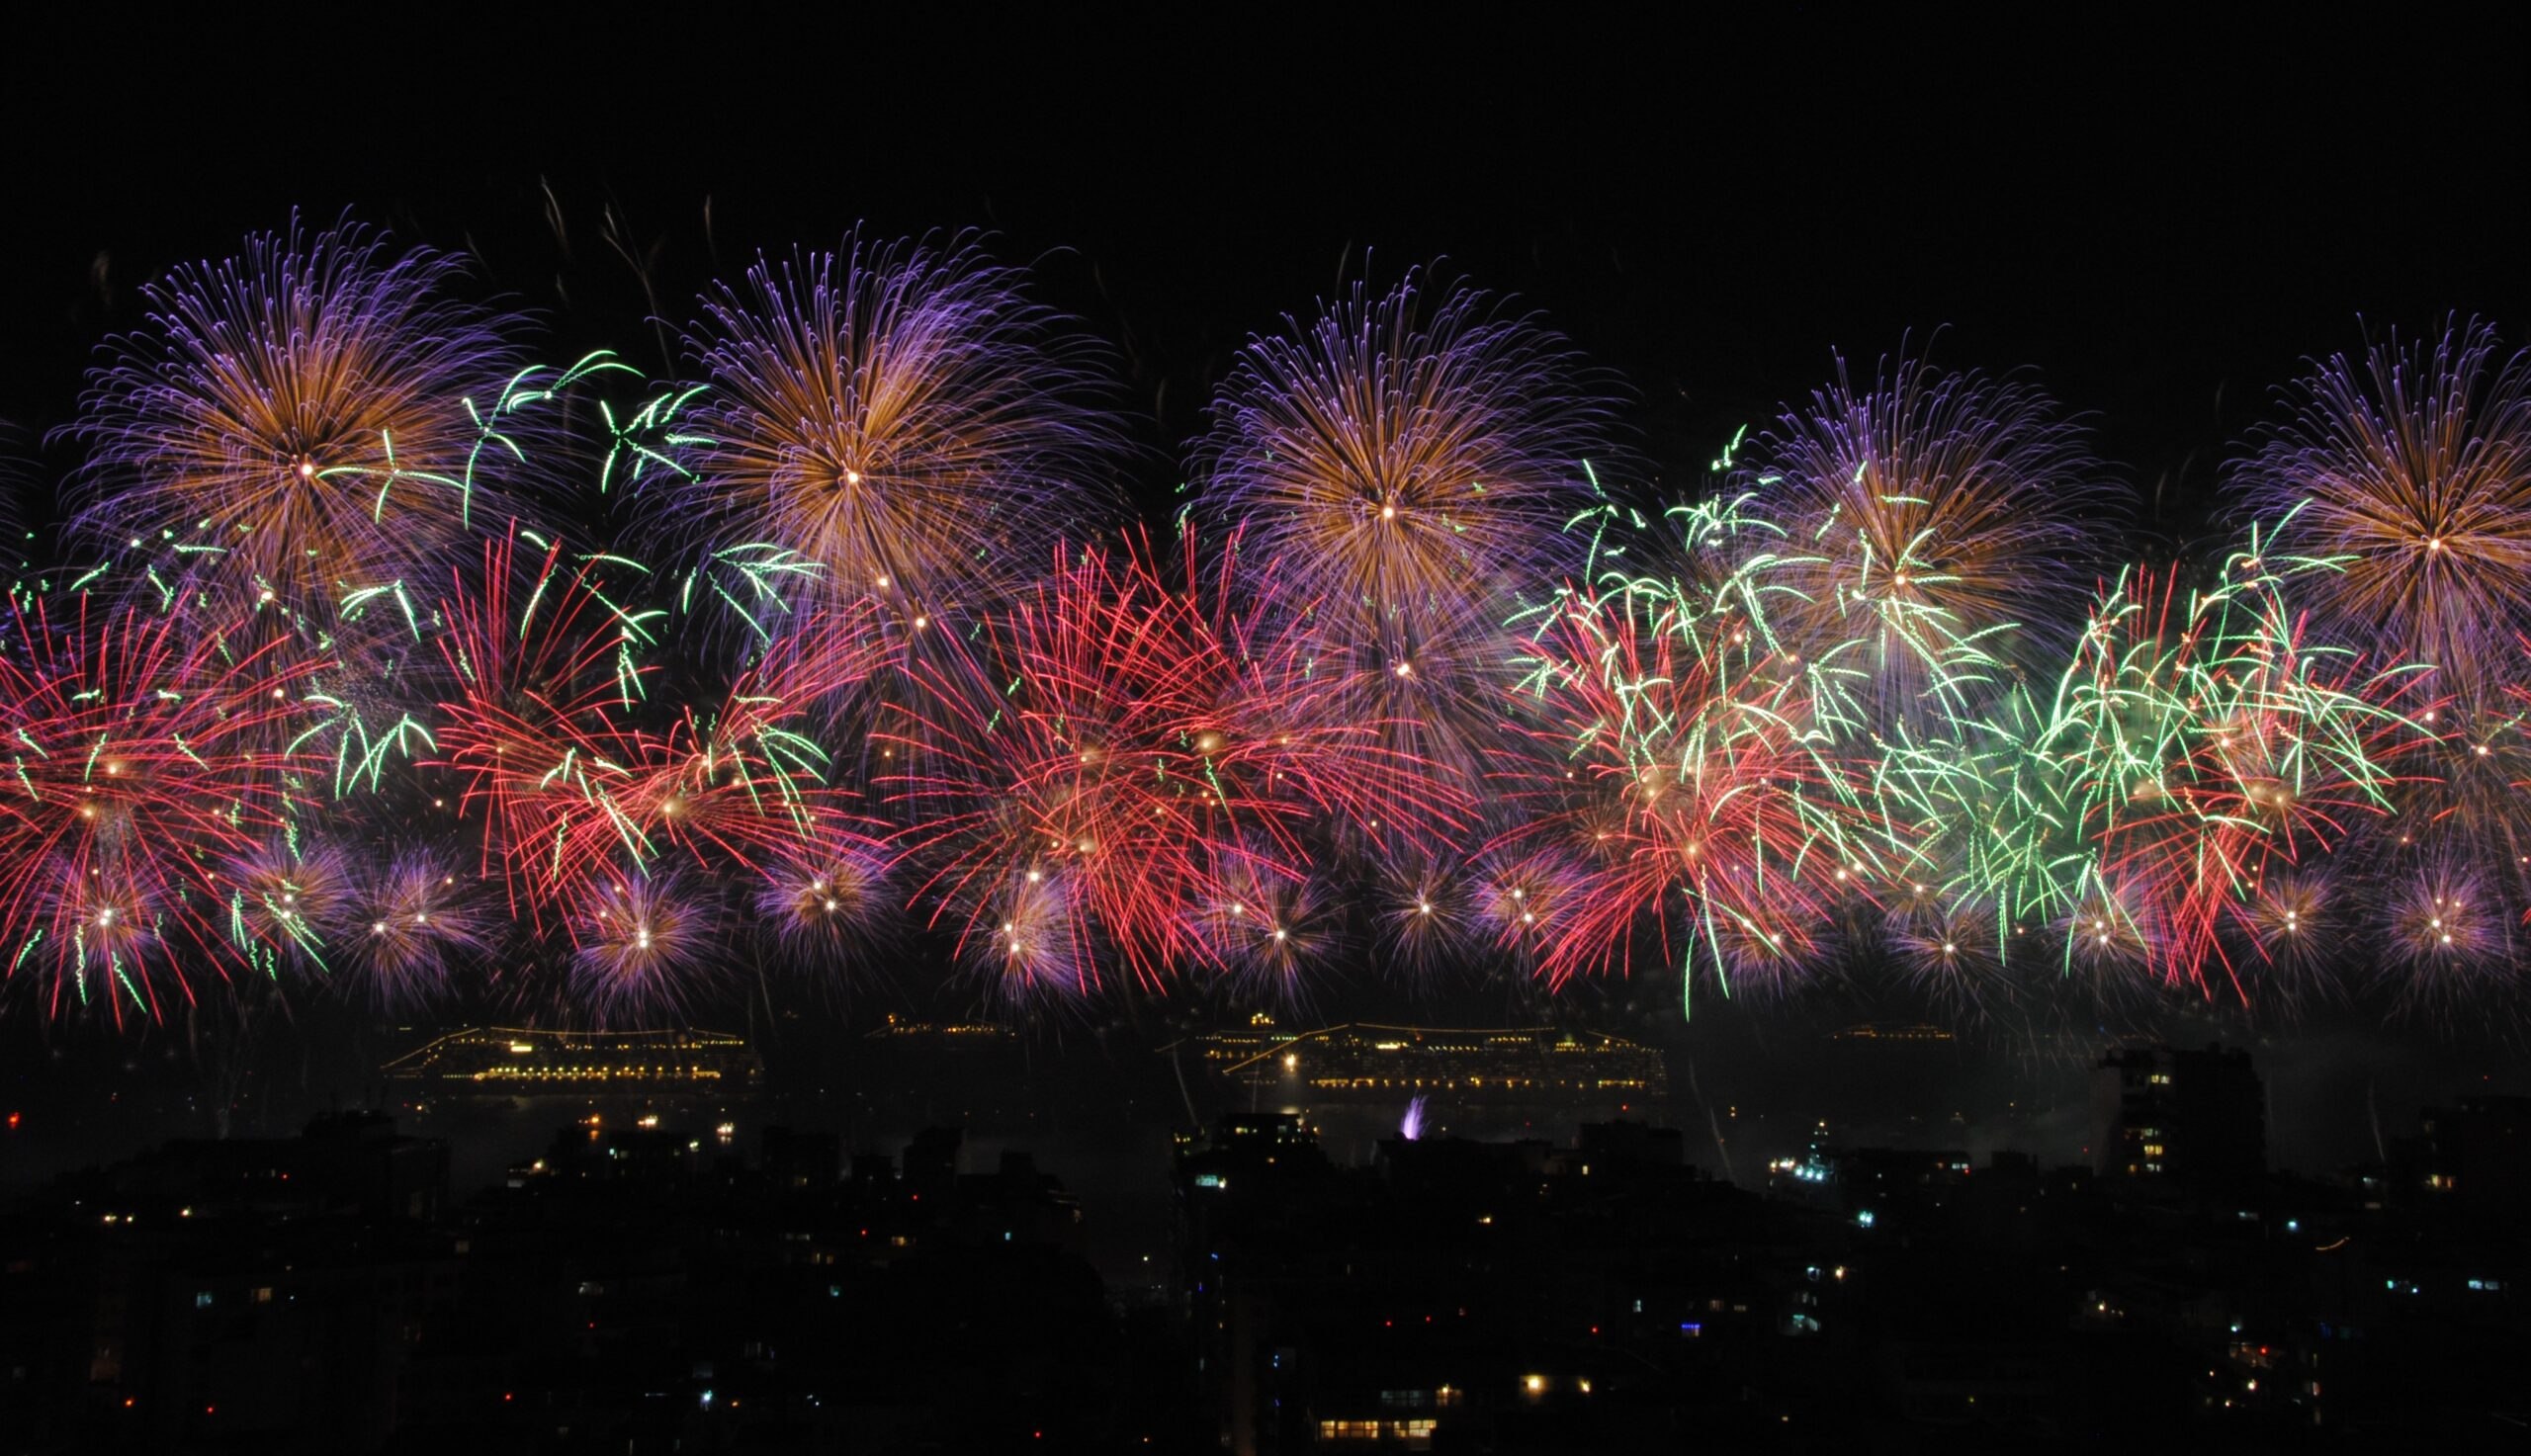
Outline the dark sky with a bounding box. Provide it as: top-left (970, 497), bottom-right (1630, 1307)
top-left (6, 8), bottom-right (2528, 540)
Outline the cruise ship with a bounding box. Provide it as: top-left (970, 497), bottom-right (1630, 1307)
top-left (1175, 1017), bottom-right (1668, 1104)
top-left (383, 1027), bottom-right (762, 1095)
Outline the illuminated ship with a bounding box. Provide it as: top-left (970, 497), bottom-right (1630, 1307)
top-left (383, 1027), bottom-right (761, 1095)
top-left (1177, 1016), bottom-right (1668, 1104)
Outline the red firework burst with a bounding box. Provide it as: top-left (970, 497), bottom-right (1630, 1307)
top-left (425, 529), bottom-right (655, 922)
top-left (430, 530), bottom-right (883, 931)
top-left (604, 624), bottom-right (886, 878)
top-left (0, 596), bottom-right (324, 1021)
top-left (887, 530), bottom-right (1464, 992)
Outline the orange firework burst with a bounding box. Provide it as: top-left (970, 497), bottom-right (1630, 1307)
top-left (1194, 272), bottom-right (1614, 794)
top-left (680, 232), bottom-right (1119, 625)
top-left (66, 215), bottom-right (525, 619)
top-left (2230, 321), bottom-right (2531, 699)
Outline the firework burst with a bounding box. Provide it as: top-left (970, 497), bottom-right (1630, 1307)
top-left (963, 863), bottom-right (1094, 1005)
top-left (679, 233), bottom-right (1118, 629)
top-left (2229, 322), bottom-right (2531, 699)
top-left (222, 837), bottom-right (355, 971)
top-left (754, 831), bottom-right (892, 961)
top-left (1374, 858), bottom-right (1479, 979)
top-left (22, 212), bottom-right (2528, 1035)
top-left (2220, 868), bottom-right (2346, 1013)
top-left (1738, 348), bottom-right (2118, 723)
top-left (1194, 272), bottom-right (1613, 794)
top-left (2373, 854), bottom-right (2518, 1016)
top-left (1885, 896), bottom-right (2020, 1017)
top-left (610, 635), bottom-right (877, 876)
top-left (65, 216), bottom-right (527, 620)
top-left (425, 529), bottom-right (656, 921)
top-left (1194, 848), bottom-right (1333, 1000)
top-left (889, 531), bottom-right (1460, 991)
top-left (2002, 543), bottom-right (2417, 998)
top-left (568, 868), bottom-right (718, 1024)
top-left (1196, 272), bottom-right (1609, 629)
top-left (345, 850), bottom-right (488, 1008)
top-left (1506, 515), bottom-right (1873, 996)
top-left (0, 596), bottom-right (323, 1021)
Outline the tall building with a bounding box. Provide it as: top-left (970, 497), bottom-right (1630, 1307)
top-left (2400, 1094), bottom-right (2531, 1212)
top-left (2091, 1044), bottom-right (2266, 1188)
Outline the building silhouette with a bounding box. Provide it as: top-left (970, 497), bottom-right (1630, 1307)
top-left (2092, 1044), bottom-right (2266, 1189)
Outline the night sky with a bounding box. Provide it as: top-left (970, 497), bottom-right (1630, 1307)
top-left (6, 11), bottom-right (2527, 538)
